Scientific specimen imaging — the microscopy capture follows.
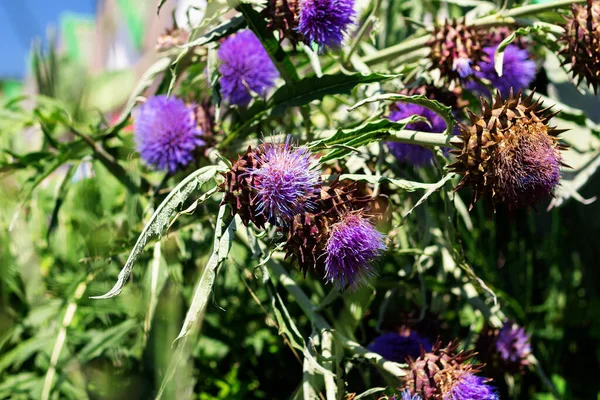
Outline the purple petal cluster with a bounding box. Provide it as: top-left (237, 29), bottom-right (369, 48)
top-left (324, 214), bottom-right (386, 289)
top-left (496, 125), bottom-right (561, 208)
top-left (133, 95), bottom-right (204, 173)
top-left (399, 391), bottom-right (423, 400)
top-left (251, 139), bottom-right (320, 223)
top-left (368, 332), bottom-right (432, 363)
top-left (387, 103), bottom-right (447, 166)
top-left (468, 44), bottom-right (536, 96)
top-left (298, 0), bottom-right (356, 49)
top-left (496, 322), bottom-right (531, 363)
top-left (446, 373), bottom-right (498, 400)
top-left (218, 30), bottom-right (279, 106)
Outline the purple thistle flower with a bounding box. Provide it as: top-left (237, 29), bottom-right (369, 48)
top-left (368, 332), bottom-right (432, 363)
top-left (324, 213), bottom-right (386, 289)
top-left (250, 139), bottom-right (321, 223)
top-left (399, 391), bottom-right (423, 400)
top-left (298, 0), bottom-right (356, 49)
top-left (218, 30), bottom-right (279, 106)
top-left (387, 103), bottom-right (447, 166)
top-left (133, 95), bottom-right (204, 173)
top-left (453, 57), bottom-right (474, 78)
top-left (446, 373), bottom-right (498, 400)
top-left (496, 322), bottom-right (531, 364)
top-left (467, 44), bottom-right (536, 96)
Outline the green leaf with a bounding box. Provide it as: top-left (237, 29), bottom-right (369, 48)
top-left (182, 16), bottom-right (246, 49)
top-left (77, 320), bottom-right (138, 362)
top-left (157, 0), bottom-right (169, 15)
top-left (349, 93), bottom-right (456, 133)
top-left (314, 117), bottom-right (421, 162)
top-left (227, 73), bottom-right (395, 141)
top-left (91, 165), bottom-right (226, 299)
top-left (174, 205), bottom-right (237, 342)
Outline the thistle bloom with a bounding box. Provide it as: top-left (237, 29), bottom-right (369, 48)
top-left (133, 95), bottom-right (204, 173)
top-left (387, 103), bottom-right (447, 166)
top-left (496, 322), bottom-right (531, 364)
top-left (324, 213), bottom-right (385, 289)
top-left (446, 373), bottom-right (499, 400)
top-left (218, 30), bottom-right (279, 106)
top-left (250, 140), bottom-right (321, 222)
top-left (403, 340), bottom-right (498, 399)
top-left (399, 391), bottom-right (423, 400)
top-left (467, 44), bottom-right (536, 96)
top-left (298, 0), bottom-right (356, 49)
top-left (368, 332), bottom-right (432, 363)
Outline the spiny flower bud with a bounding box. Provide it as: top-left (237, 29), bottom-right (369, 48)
top-left (221, 146), bottom-right (269, 228)
top-left (448, 90), bottom-right (566, 211)
top-left (427, 19), bottom-right (487, 84)
top-left (559, 0), bottom-right (600, 94)
top-left (156, 28), bottom-right (189, 51)
top-left (476, 322), bottom-right (531, 373)
top-left (264, 0), bottom-right (301, 46)
top-left (282, 180), bottom-right (367, 277)
top-left (403, 340), bottom-right (498, 400)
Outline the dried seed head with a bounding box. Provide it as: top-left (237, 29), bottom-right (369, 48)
top-left (559, 0), bottom-right (600, 94)
top-left (448, 90), bottom-right (566, 211)
top-left (263, 0), bottom-right (302, 46)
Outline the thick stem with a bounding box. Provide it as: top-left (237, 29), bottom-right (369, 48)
top-left (387, 129), bottom-right (461, 147)
top-left (344, 0), bottom-right (383, 63)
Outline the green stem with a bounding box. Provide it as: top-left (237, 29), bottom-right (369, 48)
top-left (267, 260), bottom-right (406, 378)
top-left (344, 0), bottom-right (383, 64)
top-left (387, 129), bottom-right (461, 147)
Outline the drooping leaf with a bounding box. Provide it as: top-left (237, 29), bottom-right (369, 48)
top-left (174, 205), bottom-right (237, 341)
top-left (91, 165), bottom-right (226, 299)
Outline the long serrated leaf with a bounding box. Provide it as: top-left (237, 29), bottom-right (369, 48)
top-left (348, 93), bottom-right (456, 134)
top-left (91, 165), bottom-right (225, 299)
top-left (315, 117), bottom-right (422, 162)
top-left (401, 173), bottom-right (456, 223)
top-left (174, 206), bottom-right (237, 342)
top-left (227, 73), bottom-right (397, 143)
